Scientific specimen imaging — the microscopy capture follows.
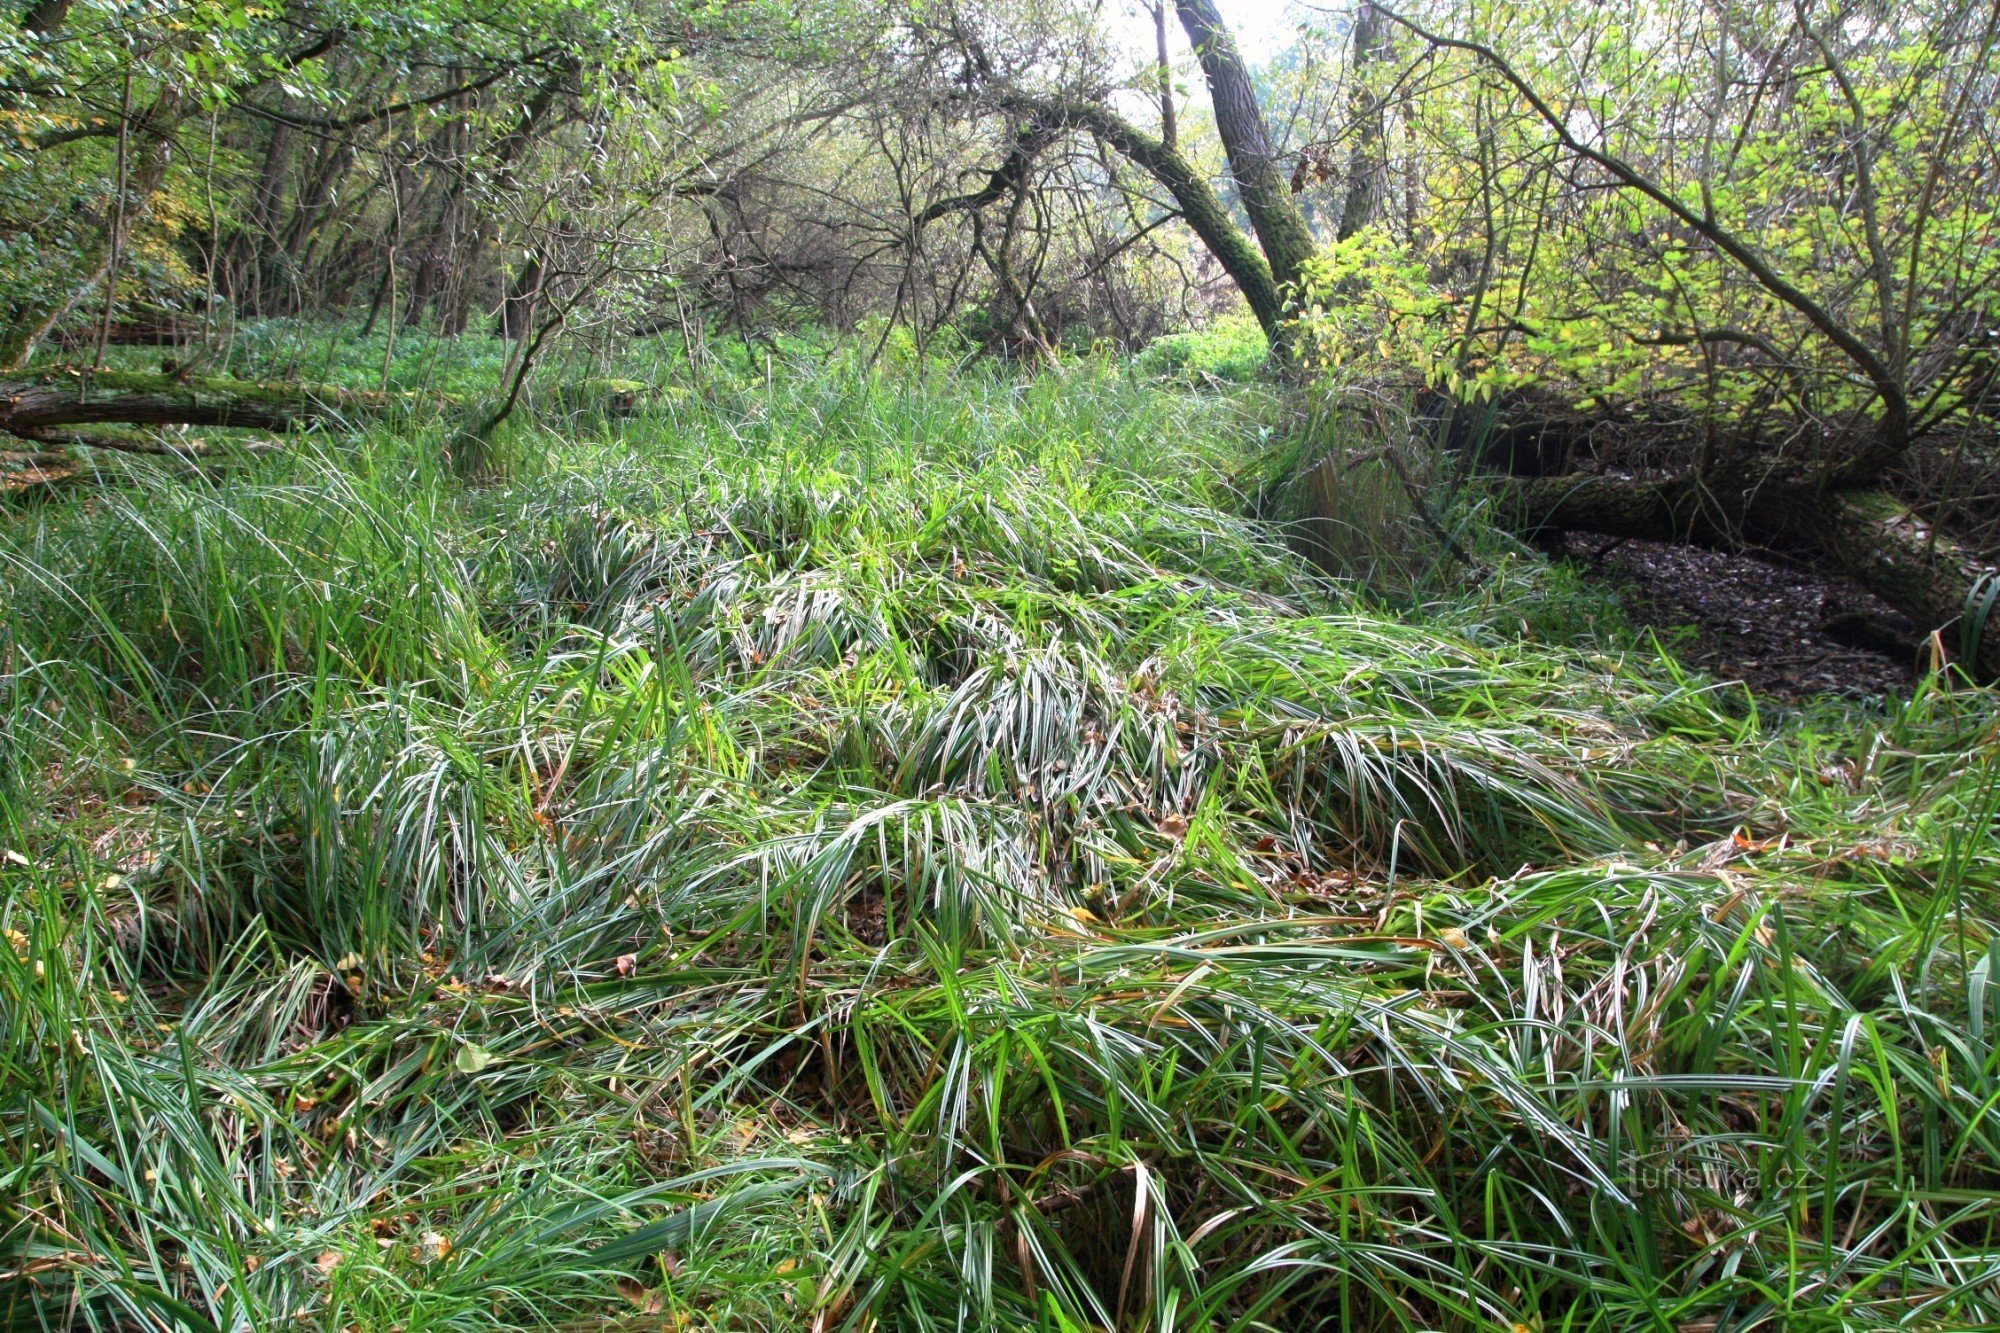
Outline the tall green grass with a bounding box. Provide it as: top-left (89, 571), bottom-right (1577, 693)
top-left (3, 347), bottom-right (1997, 1330)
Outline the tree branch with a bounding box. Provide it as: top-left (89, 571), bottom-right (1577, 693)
top-left (1377, 6), bottom-right (1911, 476)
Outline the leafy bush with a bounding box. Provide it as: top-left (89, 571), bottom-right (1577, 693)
top-left (1134, 312), bottom-right (1270, 383)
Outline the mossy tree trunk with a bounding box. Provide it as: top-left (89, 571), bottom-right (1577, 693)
top-left (1004, 96), bottom-right (1289, 350)
top-left (0, 371), bottom-right (382, 436)
top-left (0, 369), bottom-right (640, 457)
top-left (1174, 0), bottom-right (1318, 299)
top-left (996, 2), bottom-right (1318, 359)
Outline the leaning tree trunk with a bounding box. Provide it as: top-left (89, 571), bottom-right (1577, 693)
top-left (1175, 0), bottom-right (1318, 299)
top-left (1001, 4), bottom-right (1319, 355)
top-left (1495, 470), bottom-right (2000, 678)
top-left (1005, 96), bottom-right (1288, 346)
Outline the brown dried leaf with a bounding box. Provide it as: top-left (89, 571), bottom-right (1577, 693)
top-left (616, 1275), bottom-right (666, 1313)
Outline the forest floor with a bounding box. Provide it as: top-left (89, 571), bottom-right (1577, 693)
top-left (1564, 535), bottom-right (1922, 700)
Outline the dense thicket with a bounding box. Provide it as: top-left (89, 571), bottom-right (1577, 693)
top-left (0, 0), bottom-right (1224, 365)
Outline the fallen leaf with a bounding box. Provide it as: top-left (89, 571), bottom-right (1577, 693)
top-left (616, 1276), bottom-right (666, 1313)
top-left (454, 1042), bottom-right (494, 1074)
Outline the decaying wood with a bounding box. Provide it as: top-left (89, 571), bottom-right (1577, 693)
top-left (0, 368), bottom-right (647, 469)
top-left (0, 370), bottom-right (389, 439)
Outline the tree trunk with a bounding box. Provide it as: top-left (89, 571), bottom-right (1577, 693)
top-left (1175, 0), bottom-right (1318, 296)
top-left (0, 368), bottom-right (632, 445)
top-left (498, 249), bottom-right (546, 340)
top-left (272, 139), bottom-right (356, 311)
top-left (21, 0), bottom-right (73, 34)
top-left (441, 70), bottom-right (566, 336)
top-left (1336, 3), bottom-right (1391, 241)
top-left (1493, 470), bottom-right (2000, 678)
top-left (235, 114), bottom-right (294, 316)
top-left (1152, 3), bottom-right (1178, 147)
top-left (1001, 4), bottom-right (1318, 355)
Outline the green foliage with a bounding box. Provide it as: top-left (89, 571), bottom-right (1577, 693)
top-left (4, 349), bottom-right (2000, 1329)
top-left (1296, 0), bottom-right (2000, 439)
top-left (0, 0), bottom-right (805, 363)
top-left (1134, 313), bottom-right (1270, 383)
top-left (1299, 230), bottom-right (1455, 382)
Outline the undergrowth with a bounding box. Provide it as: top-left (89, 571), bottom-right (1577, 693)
top-left (1132, 315), bottom-right (1270, 385)
top-left (3, 349), bottom-right (1998, 1330)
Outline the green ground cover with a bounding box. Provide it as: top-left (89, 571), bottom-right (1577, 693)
top-left (4, 345), bottom-right (1998, 1330)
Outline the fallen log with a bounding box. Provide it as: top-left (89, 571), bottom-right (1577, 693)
top-left (17, 424), bottom-right (289, 457)
top-left (0, 369), bottom-right (392, 438)
top-left (0, 368), bottom-right (650, 445)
